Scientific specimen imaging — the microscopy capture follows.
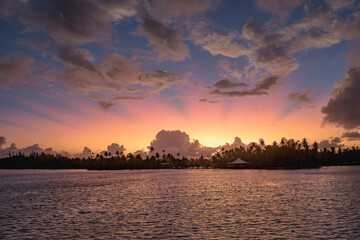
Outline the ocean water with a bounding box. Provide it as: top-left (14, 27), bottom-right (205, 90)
top-left (0, 167), bottom-right (359, 239)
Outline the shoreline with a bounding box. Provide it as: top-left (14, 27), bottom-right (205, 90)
top-left (1, 164), bottom-right (359, 171)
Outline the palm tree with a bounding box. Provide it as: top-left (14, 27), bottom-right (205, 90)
top-left (302, 138), bottom-right (309, 151)
top-left (259, 139), bottom-right (265, 147)
top-left (312, 142), bottom-right (318, 151)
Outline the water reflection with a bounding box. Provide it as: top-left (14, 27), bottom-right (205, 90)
top-left (0, 167), bottom-right (359, 239)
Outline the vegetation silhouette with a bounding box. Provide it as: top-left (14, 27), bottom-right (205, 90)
top-left (1, 138), bottom-right (359, 169)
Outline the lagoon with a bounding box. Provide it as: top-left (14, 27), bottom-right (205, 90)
top-left (0, 167), bottom-right (359, 239)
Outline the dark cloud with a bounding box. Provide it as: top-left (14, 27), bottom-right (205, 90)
top-left (342, 131), bottom-right (360, 140)
top-left (57, 46), bottom-right (97, 72)
top-left (97, 95), bottom-right (147, 110)
top-left (210, 89), bottom-right (260, 97)
top-left (211, 76), bottom-right (279, 97)
top-left (288, 88), bottom-right (313, 104)
top-left (252, 76), bottom-right (279, 92)
top-left (139, 70), bottom-right (186, 91)
top-left (15, 0), bottom-right (137, 45)
top-left (322, 65), bottom-right (360, 129)
top-left (112, 95), bottom-right (148, 101)
top-left (213, 79), bottom-right (248, 89)
top-left (199, 98), bottom-right (219, 103)
top-left (138, 15), bottom-right (189, 61)
top-left (98, 101), bottom-right (115, 111)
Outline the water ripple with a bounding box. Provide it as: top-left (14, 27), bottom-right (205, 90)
top-left (0, 167), bottom-right (359, 239)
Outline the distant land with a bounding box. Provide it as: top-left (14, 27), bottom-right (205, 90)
top-left (1, 139), bottom-right (359, 170)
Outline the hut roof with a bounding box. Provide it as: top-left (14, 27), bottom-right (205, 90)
top-left (227, 158), bottom-right (249, 165)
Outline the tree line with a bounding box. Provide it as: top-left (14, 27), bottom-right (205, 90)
top-left (0, 138), bottom-right (359, 169)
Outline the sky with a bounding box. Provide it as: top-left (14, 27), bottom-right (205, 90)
top-left (0, 0), bottom-right (360, 158)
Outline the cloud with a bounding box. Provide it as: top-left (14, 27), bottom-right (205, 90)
top-left (60, 53), bottom-right (184, 108)
top-left (0, 0), bottom-right (22, 17)
top-left (0, 55), bottom-right (35, 89)
top-left (326, 0), bottom-right (357, 11)
top-left (21, 144), bottom-right (58, 156)
top-left (95, 95), bottom-right (148, 110)
top-left (0, 143), bottom-right (18, 158)
top-left (211, 76), bottom-right (279, 97)
top-left (342, 131), bottom-right (360, 140)
top-left (0, 139), bottom-right (129, 159)
top-left (73, 147), bottom-right (92, 159)
top-left (138, 14), bottom-right (190, 61)
top-left (220, 137), bottom-right (246, 151)
top-left (242, 18), bottom-right (299, 78)
top-left (107, 143), bottom-right (126, 155)
top-left (98, 101), bottom-right (115, 111)
top-left (286, 4), bottom-right (360, 53)
top-left (17, 38), bottom-right (54, 54)
top-left (213, 79), bottom-right (248, 89)
top-left (139, 70), bottom-right (186, 91)
top-left (190, 22), bottom-right (249, 58)
top-left (288, 88), bottom-right (313, 104)
top-left (191, 4), bottom-right (360, 98)
top-left (0, 136), bottom-right (6, 148)
top-left (191, 18), bottom-right (296, 97)
top-left (199, 98), bottom-right (219, 103)
top-left (217, 59), bottom-right (243, 80)
top-left (0, 51), bottom-right (184, 110)
top-left (318, 137), bottom-right (345, 149)
top-left (0, 141), bottom-right (59, 159)
top-left (14, 0), bottom-right (137, 45)
top-left (150, 0), bottom-right (219, 23)
top-left (61, 53), bottom-right (141, 93)
top-left (255, 0), bottom-right (305, 20)
top-left (132, 149), bottom-right (147, 159)
top-left (57, 45), bottom-right (97, 72)
top-left (148, 130), bottom-right (215, 158)
top-left (322, 65), bottom-right (360, 129)
top-left (112, 95), bottom-right (148, 101)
